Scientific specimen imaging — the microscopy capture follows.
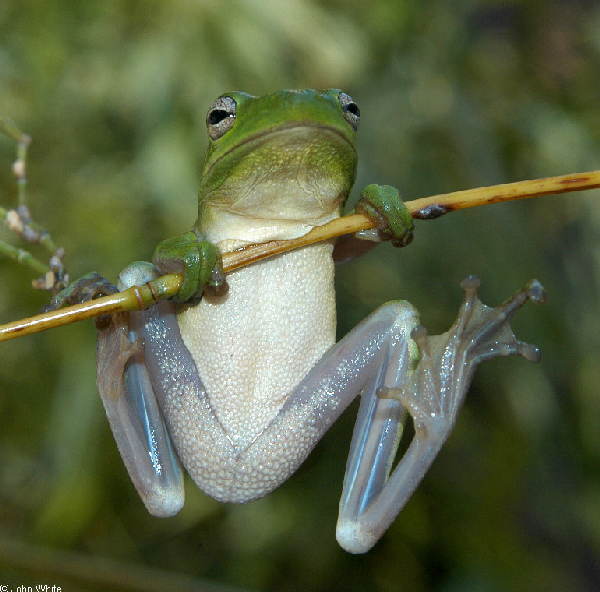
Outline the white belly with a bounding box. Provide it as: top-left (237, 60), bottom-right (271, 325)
top-left (176, 243), bottom-right (337, 450)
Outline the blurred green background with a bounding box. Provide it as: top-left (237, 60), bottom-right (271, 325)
top-left (1, 1), bottom-right (600, 590)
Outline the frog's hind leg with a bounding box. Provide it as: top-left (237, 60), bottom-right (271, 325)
top-left (95, 263), bottom-right (185, 517)
top-left (45, 264), bottom-right (185, 515)
top-left (336, 277), bottom-right (546, 554)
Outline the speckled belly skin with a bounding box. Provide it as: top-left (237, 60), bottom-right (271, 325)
top-left (141, 243), bottom-right (340, 503)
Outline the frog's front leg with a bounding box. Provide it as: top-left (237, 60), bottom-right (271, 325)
top-left (336, 277), bottom-right (547, 553)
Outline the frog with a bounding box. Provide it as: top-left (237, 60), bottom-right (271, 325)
top-left (89, 89), bottom-right (546, 554)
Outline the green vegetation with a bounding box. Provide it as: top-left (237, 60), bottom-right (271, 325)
top-left (1, 1), bottom-right (600, 590)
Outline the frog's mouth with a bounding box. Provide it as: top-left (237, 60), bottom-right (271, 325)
top-left (205, 121), bottom-right (356, 176)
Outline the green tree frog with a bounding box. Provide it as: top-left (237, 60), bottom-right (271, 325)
top-left (90, 89), bottom-right (545, 553)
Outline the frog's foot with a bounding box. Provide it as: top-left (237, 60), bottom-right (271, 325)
top-left (385, 276), bottom-right (546, 443)
top-left (40, 272), bottom-right (118, 313)
top-left (153, 230), bottom-right (227, 303)
top-left (336, 277), bottom-right (546, 554)
top-left (355, 184), bottom-right (414, 247)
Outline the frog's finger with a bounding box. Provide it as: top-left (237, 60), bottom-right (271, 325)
top-left (40, 272), bottom-right (118, 313)
top-left (153, 231), bottom-right (221, 302)
top-left (356, 184), bottom-right (414, 247)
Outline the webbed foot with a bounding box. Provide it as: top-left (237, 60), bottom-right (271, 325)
top-left (386, 276), bottom-right (546, 442)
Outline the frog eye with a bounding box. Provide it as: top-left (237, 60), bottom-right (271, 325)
top-left (338, 92), bottom-right (360, 131)
top-left (206, 96), bottom-right (237, 140)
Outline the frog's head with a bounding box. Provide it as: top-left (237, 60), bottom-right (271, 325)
top-left (197, 89), bottom-right (360, 247)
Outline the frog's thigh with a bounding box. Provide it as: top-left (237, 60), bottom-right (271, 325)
top-left (142, 300), bottom-right (418, 504)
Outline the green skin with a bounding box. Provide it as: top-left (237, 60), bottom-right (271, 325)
top-left (153, 89), bottom-right (414, 302)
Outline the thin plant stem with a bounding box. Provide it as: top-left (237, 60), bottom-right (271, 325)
top-left (1, 117), bottom-right (66, 289)
top-left (1, 168), bottom-right (599, 342)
